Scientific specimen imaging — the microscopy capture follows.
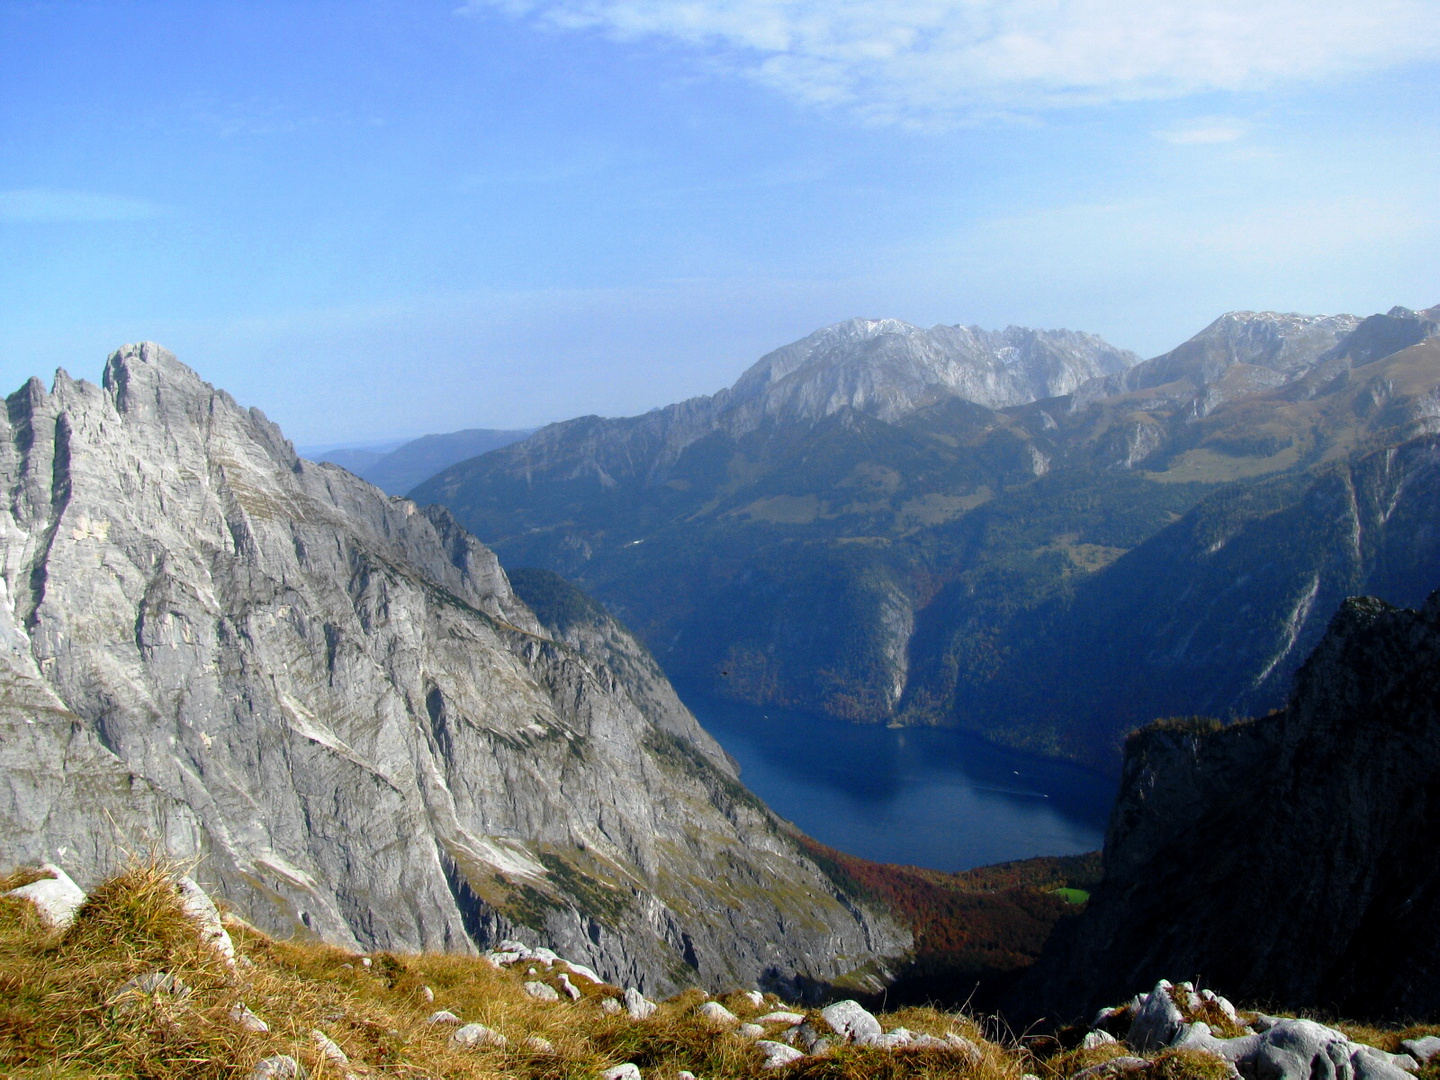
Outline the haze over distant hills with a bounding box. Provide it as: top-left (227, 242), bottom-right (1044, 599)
top-left (315, 428), bottom-right (535, 495)
top-left (413, 304), bottom-right (1440, 768)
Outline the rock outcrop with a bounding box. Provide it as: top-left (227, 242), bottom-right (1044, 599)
top-left (0, 343), bottom-right (907, 995)
top-left (1023, 589), bottom-right (1440, 1021)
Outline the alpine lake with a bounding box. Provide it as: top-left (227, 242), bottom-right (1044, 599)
top-left (678, 686), bottom-right (1116, 872)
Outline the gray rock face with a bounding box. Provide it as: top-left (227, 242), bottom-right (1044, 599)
top-left (249, 1057), bottom-right (303, 1080)
top-left (756, 1040), bottom-right (805, 1069)
top-left (624, 986), bottom-right (657, 1020)
top-left (697, 1000), bottom-right (739, 1025)
top-left (1125, 311), bottom-right (1363, 392)
top-left (1126, 980), bottom-right (1184, 1051)
top-left (524, 981), bottom-right (560, 1002)
top-left (0, 344), bottom-right (907, 996)
top-left (820, 999), bottom-right (883, 1044)
top-left (723, 319), bottom-right (1138, 427)
top-left (311, 1030), bottom-right (349, 1065)
top-left (451, 1022), bottom-right (507, 1049)
top-left (1401, 1037), bottom-right (1440, 1064)
top-left (229, 1002), bottom-right (270, 1033)
top-left (176, 876), bottom-right (235, 964)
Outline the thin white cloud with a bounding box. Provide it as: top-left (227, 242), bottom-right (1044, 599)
top-left (1156, 118), bottom-right (1252, 144)
top-left (0, 189), bottom-right (165, 224)
top-left (458, 0), bottom-right (1440, 122)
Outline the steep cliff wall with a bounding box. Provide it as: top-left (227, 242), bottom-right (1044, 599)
top-left (1024, 590), bottom-right (1440, 1021)
top-left (0, 343), bottom-right (908, 996)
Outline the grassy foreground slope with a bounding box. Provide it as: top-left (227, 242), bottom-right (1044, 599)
top-left (6, 860), bottom-right (1440, 1080)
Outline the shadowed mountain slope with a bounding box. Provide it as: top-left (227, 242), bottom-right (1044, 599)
top-left (415, 306), bottom-right (1440, 768)
top-left (1024, 588), bottom-right (1440, 1023)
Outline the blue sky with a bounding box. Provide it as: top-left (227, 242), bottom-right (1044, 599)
top-left (1, 0), bottom-right (1436, 446)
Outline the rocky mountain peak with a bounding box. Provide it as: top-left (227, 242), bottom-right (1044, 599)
top-left (1320, 303), bottom-right (1440, 367)
top-left (1126, 310), bottom-right (1363, 391)
top-left (721, 316), bottom-right (1138, 429)
top-left (0, 343), bottom-right (908, 995)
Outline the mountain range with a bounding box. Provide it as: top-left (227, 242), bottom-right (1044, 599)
top-left (412, 304), bottom-right (1440, 767)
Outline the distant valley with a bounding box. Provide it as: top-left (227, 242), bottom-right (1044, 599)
top-left (411, 304), bottom-right (1440, 768)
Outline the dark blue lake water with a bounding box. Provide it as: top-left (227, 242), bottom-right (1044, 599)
top-left (678, 687), bottom-right (1116, 873)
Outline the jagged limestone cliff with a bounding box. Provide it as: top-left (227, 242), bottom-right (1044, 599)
top-left (0, 343), bottom-right (908, 996)
top-left (1023, 589), bottom-right (1440, 1022)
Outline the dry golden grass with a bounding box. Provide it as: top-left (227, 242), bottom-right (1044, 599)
top-left (0, 860), bottom-right (1040, 1080)
top-left (3, 860), bottom-right (1433, 1080)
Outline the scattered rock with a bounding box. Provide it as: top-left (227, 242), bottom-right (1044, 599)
top-left (176, 876), bottom-right (236, 965)
top-left (525, 1035), bottom-right (556, 1054)
top-left (229, 1002), bottom-right (269, 1033)
top-left (426, 1010), bottom-right (462, 1025)
top-left (110, 970), bottom-right (192, 1011)
top-left (791, 1021), bottom-right (832, 1054)
top-left (944, 1032), bottom-right (983, 1062)
top-left (532, 947), bottom-right (560, 964)
top-left (1401, 1038), bottom-right (1440, 1065)
top-left (756, 1041), bottom-right (805, 1069)
top-left (1072, 1055), bottom-right (1149, 1080)
top-left (601, 1064), bottom-right (642, 1080)
top-left (420, 985), bottom-right (435, 1003)
top-left (1200, 988), bottom-right (1241, 1024)
top-left (909, 1033), bottom-right (950, 1049)
top-left (738, 1023), bottom-right (765, 1039)
top-left (820, 999), bottom-right (883, 1045)
top-left (741, 990), bottom-right (765, 1009)
top-left (5, 864), bottom-right (86, 930)
top-left (1173, 1021), bottom-right (1261, 1063)
top-left (601, 997), bottom-right (623, 1015)
top-left (360, 957), bottom-right (371, 968)
top-left (624, 987), bottom-right (657, 1020)
top-left (558, 972), bottom-right (582, 1000)
top-left (565, 961), bottom-right (604, 983)
top-left (870, 1030), bottom-right (913, 1049)
top-left (1092, 1005), bottom-right (1127, 1029)
top-left (311, 1030), bottom-right (348, 1066)
top-left (451, 1023), bottom-right (508, 1049)
top-left (677, 1072), bottom-right (698, 1080)
top-left (249, 1056), bottom-right (304, 1080)
top-left (698, 1001), bottom-right (739, 1025)
top-left (758, 1011), bottom-right (805, 1025)
top-left (1083, 1030), bottom-right (1119, 1049)
top-left (525, 981), bottom-right (561, 1002)
top-left (1351, 1044), bottom-right (1418, 1080)
top-left (1128, 981), bottom-right (1185, 1051)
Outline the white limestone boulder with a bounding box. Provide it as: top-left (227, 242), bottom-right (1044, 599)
top-left (5, 864), bottom-right (85, 931)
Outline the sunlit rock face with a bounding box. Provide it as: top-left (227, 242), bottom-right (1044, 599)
top-left (0, 343), bottom-right (908, 996)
